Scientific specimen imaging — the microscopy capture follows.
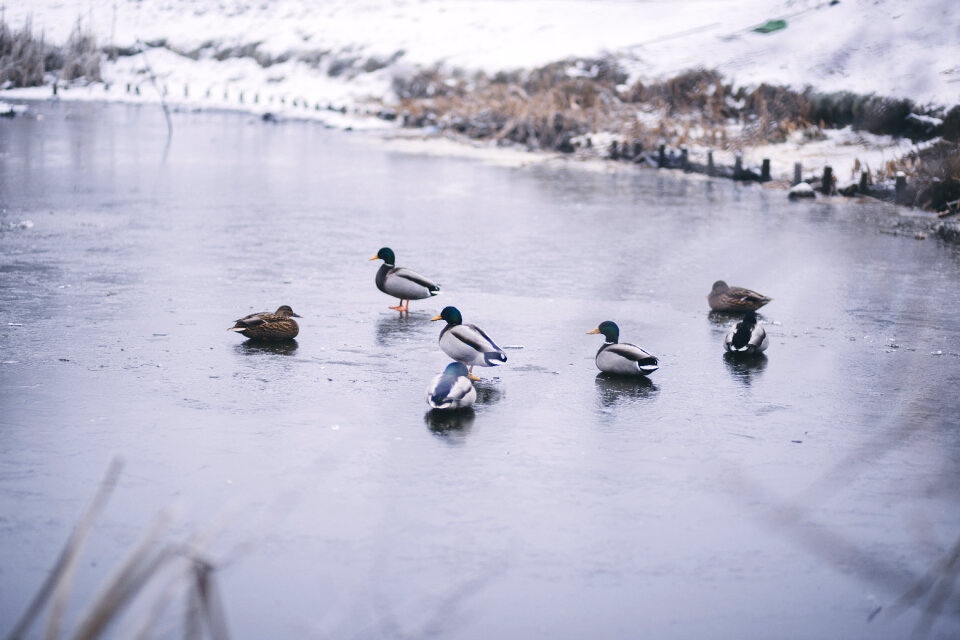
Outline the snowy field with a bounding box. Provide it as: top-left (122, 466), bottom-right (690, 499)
top-left (4, 0), bottom-right (959, 181)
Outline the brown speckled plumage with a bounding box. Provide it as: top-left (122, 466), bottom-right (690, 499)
top-left (708, 281), bottom-right (772, 312)
top-left (229, 305), bottom-right (301, 341)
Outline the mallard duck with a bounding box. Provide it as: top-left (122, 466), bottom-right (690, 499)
top-left (369, 247), bottom-right (440, 312)
top-left (228, 305), bottom-right (301, 340)
top-left (431, 306), bottom-right (506, 379)
top-left (587, 321), bottom-right (659, 376)
top-left (426, 362), bottom-right (477, 410)
top-left (708, 280), bottom-right (772, 312)
top-left (724, 310), bottom-right (769, 354)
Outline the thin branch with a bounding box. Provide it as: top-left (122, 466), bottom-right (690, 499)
top-left (135, 38), bottom-right (173, 142)
top-left (5, 457), bottom-right (124, 640)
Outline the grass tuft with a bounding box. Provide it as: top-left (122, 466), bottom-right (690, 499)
top-left (0, 16), bottom-right (101, 87)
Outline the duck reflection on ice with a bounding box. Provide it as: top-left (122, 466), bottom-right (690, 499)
top-left (375, 312), bottom-right (431, 346)
top-left (594, 372), bottom-right (659, 409)
top-left (723, 352), bottom-right (768, 386)
top-left (424, 408), bottom-right (475, 443)
top-left (708, 309), bottom-right (766, 328)
top-left (472, 380), bottom-right (504, 406)
top-left (235, 339), bottom-right (299, 356)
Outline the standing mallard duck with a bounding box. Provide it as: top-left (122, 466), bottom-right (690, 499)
top-left (724, 310), bottom-right (769, 354)
top-left (369, 247), bottom-right (440, 313)
top-left (587, 321), bottom-right (659, 376)
top-left (228, 305), bottom-right (301, 341)
top-left (431, 306), bottom-right (507, 379)
top-left (708, 280), bottom-right (772, 312)
top-left (426, 362), bottom-right (477, 411)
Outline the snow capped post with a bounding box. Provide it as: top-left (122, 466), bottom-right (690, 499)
top-left (734, 154), bottom-right (743, 180)
top-left (658, 144), bottom-right (666, 168)
top-left (707, 151), bottom-right (715, 176)
top-left (792, 163), bottom-right (802, 186)
top-left (761, 159), bottom-right (771, 182)
top-left (895, 171), bottom-right (908, 205)
top-left (680, 147), bottom-right (689, 171)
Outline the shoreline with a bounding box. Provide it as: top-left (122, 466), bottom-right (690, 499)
top-left (4, 92), bottom-right (958, 243)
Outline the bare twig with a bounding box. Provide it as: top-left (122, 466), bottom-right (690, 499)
top-left (6, 457), bottom-right (124, 640)
top-left (69, 507), bottom-right (178, 640)
top-left (135, 38), bottom-right (173, 143)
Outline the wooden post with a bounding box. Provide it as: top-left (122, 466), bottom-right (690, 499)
top-left (658, 144), bottom-right (666, 168)
top-left (680, 147), bottom-right (689, 171)
top-left (792, 162), bottom-right (802, 186)
top-left (609, 141), bottom-right (620, 160)
top-left (52, 83), bottom-right (58, 96)
top-left (707, 151), bottom-right (715, 176)
top-left (859, 171), bottom-right (869, 193)
top-left (734, 154), bottom-right (743, 180)
top-left (895, 171), bottom-right (907, 205)
top-left (135, 86), bottom-right (140, 95)
top-left (761, 159), bottom-right (771, 182)
top-left (821, 166), bottom-right (834, 195)
top-left (126, 83), bottom-right (131, 93)
top-left (184, 85), bottom-right (188, 98)
top-left (633, 141), bottom-right (643, 158)
top-left (239, 91), bottom-right (244, 103)
top-left (254, 93), bottom-right (259, 104)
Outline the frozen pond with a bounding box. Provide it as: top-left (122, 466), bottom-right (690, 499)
top-left (1, 102), bottom-right (959, 638)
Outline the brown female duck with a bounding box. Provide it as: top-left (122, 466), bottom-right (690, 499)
top-left (708, 281), bottom-right (772, 312)
top-left (228, 305), bottom-right (301, 340)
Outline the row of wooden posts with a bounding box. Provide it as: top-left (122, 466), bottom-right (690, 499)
top-left (625, 141), bottom-right (913, 205)
top-left (60, 80), bottom-right (914, 207)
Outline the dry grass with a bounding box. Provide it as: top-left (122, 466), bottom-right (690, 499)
top-left (392, 62), bottom-right (828, 155)
top-left (388, 61), bottom-right (958, 210)
top-left (0, 16), bottom-right (101, 87)
top-left (0, 17), bottom-right (46, 87)
top-left (8, 458), bottom-right (239, 640)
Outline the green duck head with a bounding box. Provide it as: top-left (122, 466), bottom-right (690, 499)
top-left (431, 306), bottom-right (463, 325)
top-left (369, 247), bottom-right (396, 265)
top-left (587, 320), bottom-right (620, 343)
top-left (443, 362), bottom-right (470, 378)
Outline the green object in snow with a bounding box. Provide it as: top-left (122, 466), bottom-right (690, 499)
top-left (753, 19), bottom-right (788, 34)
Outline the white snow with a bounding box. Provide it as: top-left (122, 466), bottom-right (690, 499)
top-left (3, 0), bottom-right (958, 182)
top-left (7, 0), bottom-right (959, 106)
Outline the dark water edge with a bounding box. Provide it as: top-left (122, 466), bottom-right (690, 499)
top-left (1, 101), bottom-right (959, 639)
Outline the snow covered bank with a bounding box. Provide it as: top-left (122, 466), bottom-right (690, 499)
top-left (2, 0), bottom-right (958, 200)
top-left (8, 0), bottom-right (959, 107)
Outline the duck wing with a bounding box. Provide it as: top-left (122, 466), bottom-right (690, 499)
top-left (390, 267), bottom-right (440, 292)
top-left (429, 373), bottom-right (471, 403)
top-left (725, 323), bottom-right (768, 352)
top-left (748, 325), bottom-right (769, 350)
top-left (466, 324), bottom-right (503, 352)
top-left (237, 312), bottom-right (289, 327)
top-left (728, 287), bottom-right (771, 308)
top-left (605, 343), bottom-right (659, 367)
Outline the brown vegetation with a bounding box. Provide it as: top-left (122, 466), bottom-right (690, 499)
top-left (0, 17), bottom-right (101, 87)
top-left (388, 59), bottom-right (959, 211)
top-left (391, 62), bottom-right (826, 155)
